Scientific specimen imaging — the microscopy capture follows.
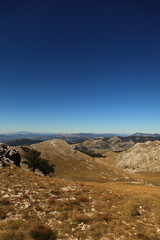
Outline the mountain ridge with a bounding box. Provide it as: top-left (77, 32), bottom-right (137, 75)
top-left (131, 132), bottom-right (160, 137)
top-left (18, 139), bottom-right (140, 183)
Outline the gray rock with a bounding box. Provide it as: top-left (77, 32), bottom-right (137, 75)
top-left (116, 140), bottom-right (160, 172)
top-left (0, 143), bottom-right (21, 167)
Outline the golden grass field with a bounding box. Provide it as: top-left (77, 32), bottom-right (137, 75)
top-left (0, 165), bottom-right (160, 240)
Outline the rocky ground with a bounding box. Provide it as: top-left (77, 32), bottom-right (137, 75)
top-left (0, 166), bottom-right (160, 240)
top-left (0, 143), bottom-right (21, 167)
top-left (0, 141), bottom-right (160, 239)
top-left (116, 140), bottom-right (160, 172)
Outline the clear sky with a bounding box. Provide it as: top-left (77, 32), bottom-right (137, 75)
top-left (0, 0), bottom-right (160, 134)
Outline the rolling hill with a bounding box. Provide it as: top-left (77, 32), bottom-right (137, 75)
top-left (1, 139), bottom-right (160, 240)
top-left (19, 139), bottom-right (141, 183)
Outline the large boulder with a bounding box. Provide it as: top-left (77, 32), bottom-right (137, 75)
top-left (0, 143), bottom-right (21, 167)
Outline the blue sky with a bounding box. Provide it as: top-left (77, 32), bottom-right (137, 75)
top-left (1, 0), bottom-right (160, 134)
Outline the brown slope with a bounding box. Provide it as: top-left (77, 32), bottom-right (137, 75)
top-left (20, 139), bottom-right (141, 183)
top-left (1, 166), bottom-right (160, 240)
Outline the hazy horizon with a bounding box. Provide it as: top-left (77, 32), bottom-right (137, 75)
top-left (0, 130), bottom-right (160, 136)
top-left (1, 1), bottom-right (160, 134)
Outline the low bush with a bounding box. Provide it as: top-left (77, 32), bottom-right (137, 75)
top-left (0, 210), bottom-right (7, 220)
top-left (29, 224), bottom-right (57, 240)
top-left (0, 199), bottom-right (10, 205)
top-left (77, 196), bottom-right (89, 202)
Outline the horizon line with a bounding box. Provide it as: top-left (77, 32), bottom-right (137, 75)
top-left (0, 131), bottom-right (160, 135)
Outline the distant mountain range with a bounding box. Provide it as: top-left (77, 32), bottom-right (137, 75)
top-left (131, 132), bottom-right (160, 137)
top-left (0, 131), bottom-right (160, 146)
top-left (0, 131), bottom-right (127, 145)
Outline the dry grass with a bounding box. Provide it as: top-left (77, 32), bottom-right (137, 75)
top-left (0, 166), bottom-right (160, 240)
top-left (73, 213), bottom-right (92, 224)
top-left (0, 230), bottom-right (27, 240)
top-left (19, 143), bottom-right (143, 184)
top-left (137, 172), bottom-right (160, 186)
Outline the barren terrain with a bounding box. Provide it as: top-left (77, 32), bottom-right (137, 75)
top-left (0, 139), bottom-right (160, 239)
top-left (0, 166), bottom-right (160, 240)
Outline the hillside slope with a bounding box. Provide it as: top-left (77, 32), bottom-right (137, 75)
top-left (116, 140), bottom-right (160, 172)
top-left (19, 139), bottom-right (139, 183)
top-left (0, 166), bottom-right (160, 240)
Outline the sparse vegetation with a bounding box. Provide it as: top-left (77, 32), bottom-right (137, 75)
top-left (0, 155), bottom-right (160, 239)
top-left (38, 158), bottom-right (55, 176)
top-left (0, 230), bottom-right (27, 240)
top-left (21, 146), bottom-right (55, 175)
top-left (21, 147), bottom-right (41, 172)
top-left (73, 213), bottom-right (92, 223)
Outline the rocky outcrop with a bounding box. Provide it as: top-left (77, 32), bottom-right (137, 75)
top-left (116, 140), bottom-right (160, 172)
top-left (0, 143), bottom-right (21, 167)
